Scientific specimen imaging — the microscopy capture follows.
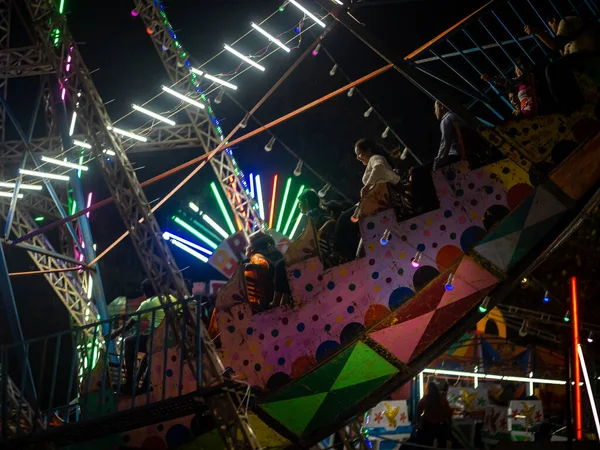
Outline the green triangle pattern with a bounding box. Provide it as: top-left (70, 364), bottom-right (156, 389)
top-left (260, 392), bottom-right (329, 436)
top-left (508, 213), bottom-right (564, 269)
top-left (478, 193), bottom-right (534, 245)
top-left (331, 341), bottom-right (398, 391)
top-left (259, 342), bottom-right (356, 405)
top-left (303, 375), bottom-right (396, 437)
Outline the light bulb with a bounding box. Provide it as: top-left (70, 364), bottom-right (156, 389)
top-left (293, 160), bottom-right (303, 176)
top-left (312, 43), bottom-right (321, 56)
top-left (587, 331), bottom-right (594, 343)
top-left (445, 273), bottom-right (454, 291)
top-left (329, 64), bottom-right (338, 76)
top-left (347, 87), bottom-right (355, 97)
top-left (364, 106), bottom-right (374, 118)
top-left (519, 319), bottom-right (528, 337)
top-left (351, 206), bottom-right (361, 223)
top-left (400, 147), bottom-right (409, 160)
top-left (479, 296), bottom-right (490, 313)
top-left (543, 290), bottom-right (550, 303)
top-left (380, 229), bottom-right (391, 245)
top-left (318, 183), bottom-right (331, 198)
top-left (214, 88), bottom-right (225, 104)
top-left (411, 251), bottom-right (422, 268)
top-left (240, 113), bottom-right (250, 129)
top-left (382, 126), bottom-right (390, 138)
top-left (265, 136), bottom-right (275, 152)
top-left (131, 8), bottom-right (139, 16)
top-left (564, 310), bottom-right (570, 322)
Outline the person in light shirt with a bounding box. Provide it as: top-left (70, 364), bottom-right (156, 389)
top-left (433, 101), bottom-right (462, 171)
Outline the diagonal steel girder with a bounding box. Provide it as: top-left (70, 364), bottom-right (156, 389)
top-left (0, 122), bottom-right (214, 162)
top-left (133, 0), bottom-right (262, 236)
top-left (0, 46), bottom-right (54, 79)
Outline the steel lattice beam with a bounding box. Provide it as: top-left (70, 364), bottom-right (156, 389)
top-left (0, 0), bottom-right (10, 141)
top-left (0, 194), bottom-right (61, 219)
top-left (0, 46), bottom-right (54, 79)
top-left (0, 123), bottom-right (212, 162)
top-left (0, 204), bottom-right (96, 329)
top-left (0, 364), bottom-right (45, 435)
top-left (133, 0), bottom-right (262, 236)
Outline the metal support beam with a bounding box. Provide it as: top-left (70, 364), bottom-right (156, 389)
top-left (315, 0), bottom-right (480, 128)
top-left (0, 0), bottom-right (10, 141)
top-left (0, 46), bottom-right (54, 79)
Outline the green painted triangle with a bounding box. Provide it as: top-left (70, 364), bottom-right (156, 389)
top-left (303, 374), bottom-right (396, 438)
top-left (508, 214), bottom-right (563, 269)
top-left (260, 392), bottom-right (328, 436)
top-left (260, 344), bottom-right (356, 405)
top-left (479, 194), bottom-right (533, 245)
top-left (331, 341), bottom-right (398, 391)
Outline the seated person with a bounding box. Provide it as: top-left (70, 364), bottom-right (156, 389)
top-left (433, 101), bottom-right (462, 171)
top-left (525, 14), bottom-right (598, 113)
top-left (208, 232), bottom-right (282, 337)
top-left (108, 279), bottom-right (178, 395)
top-left (333, 138), bottom-right (400, 261)
top-left (272, 190), bottom-right (331, 307)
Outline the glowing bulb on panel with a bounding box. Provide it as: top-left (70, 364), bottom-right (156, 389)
top-left (382, 126), bottom-right (390, 138)
top-left (519, 319), bottom-right (528, 337)
top-left (543, 290), bottom-right (550, 303)
top-left (350, 206), bottom-right (361, 223)
top-left (445, 273), bottom-right (455, 291)
top-left (239, 113), bottom-right (250, 129)
top-left (318, 183), bottom-right (331, 198)
top-left (564, 310), bottom-right (570, 322)
top-left (329, 64), bottom-right (338, 76)
top-left (411, 251), bottom-right (422, 268)
top-left (587, 331), bottom-right (594, 343)
top-left (312, 43), bottom-right (321, 56)
top-left (400, 147), bottom-right (409, 160)
top-left (347, 87), bottom-right (355, 97)
top-left (364, 107), bottom-right (374, 118)
top-left (380, 229), bottom-right (391, 245)
top-left (265, 136), bottom-right (275, 152)
top-left (293, 160), bottom-right (303, 176)
top-left (479, 296), bottom-right (490, 313)
top-left (131, 8), bottom-right (139, 16)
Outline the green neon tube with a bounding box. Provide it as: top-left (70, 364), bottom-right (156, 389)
top-left (288, 212), bottom-right (304, 240)
top-left (210, 182), bottom-right (236, 235)
top-left (276, 177), bottom-right (292, 233)
top-left (59, 0), bottom-right (65, 14)
top-left (173, 216), bottom-right (218, 249)
top-left (283, 185), bottom-right (305, 236)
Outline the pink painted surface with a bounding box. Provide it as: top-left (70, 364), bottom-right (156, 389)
top-left (215, 159), bottom-right (530, 388)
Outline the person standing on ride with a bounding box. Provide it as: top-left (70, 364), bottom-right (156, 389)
top-left (333, 139), bottom-right (400, 261)
top-left (433, 101), bottom-right (462, 171)
top-left (417, 381), bottom-right (453, 448)
top-left (525, 14), bottom-right (598, 113)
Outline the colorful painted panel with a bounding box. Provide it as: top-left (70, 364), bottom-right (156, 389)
top-left (257, 341), bottom-right (400, 439)
top-left (364, 400), bottom-right (412, 437)
top-left (474, 185), bottom-right (568, 272)
top-left (447, 387), bottom-right (489, 412)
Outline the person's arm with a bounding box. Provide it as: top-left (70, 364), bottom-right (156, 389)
top-left (433, 115), bottom-right (454, 171)
top-left (362, 156), bottom-right (398, 196)
top-left (417, 397), bottom-right (426, 417)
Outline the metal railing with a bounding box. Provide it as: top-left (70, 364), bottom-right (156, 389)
top-left (406, 0), bottom-right (598, 123)
top-left (0, 296), bottom-right (207, 440)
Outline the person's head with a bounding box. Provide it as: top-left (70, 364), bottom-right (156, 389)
top-left (141, 278), bottom-right (156, 298)
top-left (246, 231), bottom-right (275, 258)
top-left (355, 138), bottom-right (395, 168)
top-left (298, 189), bottom-right (320, 214)
top-left (434, 100), bottom-right (447, 121)
top-left (508, 92), bottom-right (519, 109)
top-left (546, 15), bottom-right (559, 34)
top-left (426, 381), bottom-right (440, 398)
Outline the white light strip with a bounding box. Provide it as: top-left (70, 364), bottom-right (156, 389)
top-left (107, 126), bottom-right (148, 143)
top-left (578, 344), bottom-right (600, 438)
top-left (223, 44), bottom-right (266, 72)
top-left (251, 23), bottom-right (291, 53)
top-left (72, 139), bottom-right (92, 149)
top-left (422, 368), bottom-right (567, 385)
top-left (41, 156), bottom-right (88, 171)
top-left (87, 275), bottom-right (94, 300)
top-left (188, 202), bottom-right (200, 213)
top-left (69, 112), bottom-right (77, 136)
top-left (288, 0), bottom-right (327, 27)
top-left (190, 67), bottom-right (204, 76)
top-left (418, 372), bottom-right (424, 398)
top-left (19, 168), bottom-right (70, 181)
top-left (170, 239), bottom-right (209, 263)
top-left (331, 0), bottom-right (344, 4)
top-left (132, 104), bottom-right (176, 126)
top-left (102, 149), bottom-right (116, 156)
top-left (0, 182), bottom-right (42, 191)
top-left (255, 174), bottom-right (265, 220)
top-left (162, 232), bottom-right (212, 256)
top-left (204, 74), bottom-right (238, 91)
top-left (161, 85), bottom-right (205, 109)
top-left (202, 214), bottom-right (229, 240)
top-left (0, 191), bottom-right (24, 199)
